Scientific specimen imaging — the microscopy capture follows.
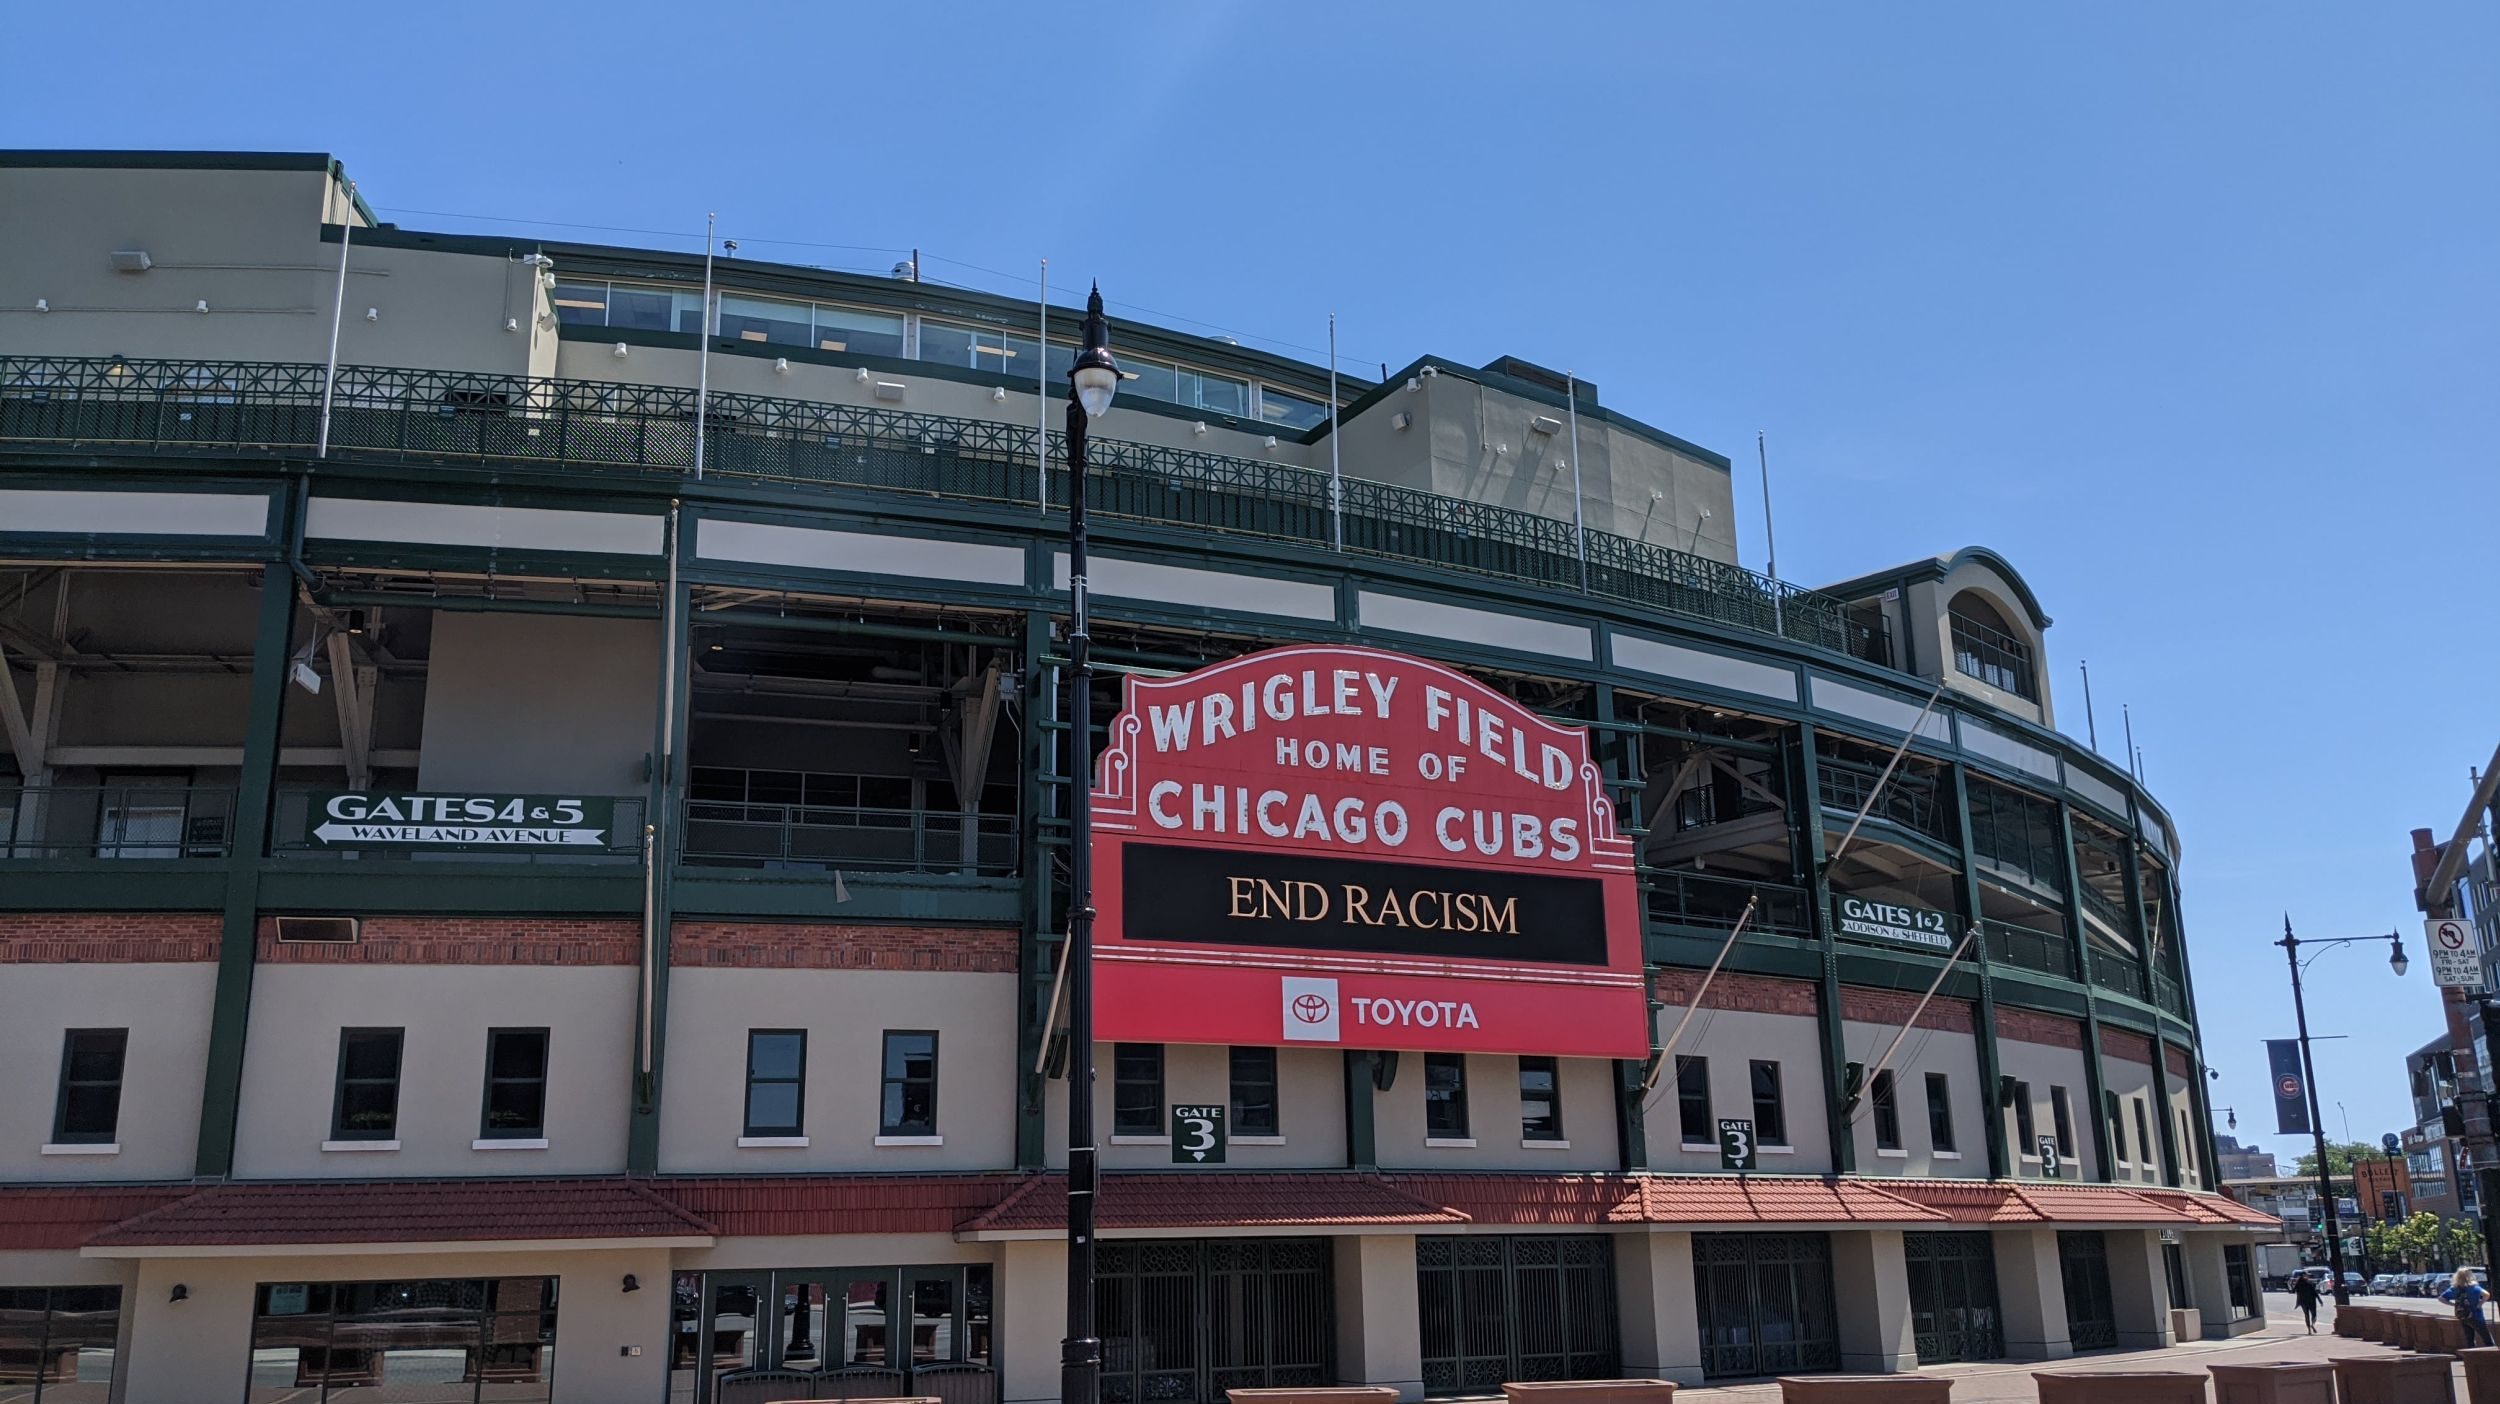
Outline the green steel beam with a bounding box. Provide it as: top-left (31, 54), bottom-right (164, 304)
top-left (1951, 763), bottom-right (2013, 1179)
top-left (1794, 725), bottom-right (1856, 1175)
top-left (1345, 1051), bottom-right (1379, 1170)
top-left (2056, 800), bottom-right (2117, 1183)
top-left (1016, 607), bottom-right (1055, 1170)
top-left (2122, 828), bottom-right (2183, 1187)
top-left (627, 508), bottom-right (692, 1175)
top-left (194, 557), bottom-right (301, 1178)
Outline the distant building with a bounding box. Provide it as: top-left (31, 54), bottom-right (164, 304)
top-left (2212, 1134), bottom-right (2277, 1181)
top-left (2406, 1032), bottom-right (2480, 1224)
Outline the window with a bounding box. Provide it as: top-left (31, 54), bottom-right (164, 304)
top-left (814, 304), bottom-right (907, 358)
top-left (1120, 356), bottom-right (1181, 404)
top-left (331, 1028), bottom-right (403, 1141)
top-left (1947, 593), bottom-right (2036, 700)
top-left (881, 1031), bottom-right (938, 1137)
top-left (1257, 386), bottom-right (1328, 431)
top-left (2178, 1110), bottom-right (2196, 1174)
top-left (1750, 1060), bottom-right (1786, 1145)
top-left (1926, 1072), bottom-right (1957, 1153)
top-left (744, 1029), bottom-right (806, 1138)
top-left (2223, 1245), bottom-right (2258, 1319)
top-left (251, 1278), bottom-right (555, 1397)
top-left (2012, 1080), bottom-right (2035, 1156)
top-left (2051, 1085), bottom-right (2076, 1158)
top-left (480, 1028), bottom-right (549, 1140)
top-left (2108, 1091), bottom-right (2129, 1163)
top-left (2133, 1100), bottom-right (2154, 1169)
top-left (0, 1285), bottom-right (122, 1403)
top-left (94, 773), bottom-right (191, 859)
top-left (557, 279), bottom-right (707, 334)
top-left (1230, 1046), bottom-right (1279, 1136)
top-left (1871, 1069), bottom-right (1900, 1151)
top-left (1677, 1056), bottom-right (1713, 1145)
top-left (1519, 1056), bottom-right (1563, 1142)
top-left (1425, 1052), bottom-right (1470, 1139)
top-left (549, 279), bottom-right (611, 324)
top-left (1113, 1043), bottom-right (1163, 1136)
top-left (51, 1029), bottom-right (127, 1145)
top-left (717, 293), bottom-right (812, 347)
top-left (1179, 367), bottom-right (1250, 417)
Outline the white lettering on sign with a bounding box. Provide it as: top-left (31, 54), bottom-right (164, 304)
top-left (325, 794), bottom-right (587, 826)
top-left (1349, 997), bottom-right (1481, 1030)
top-left (1147, 669), bottom-right (1404, 752)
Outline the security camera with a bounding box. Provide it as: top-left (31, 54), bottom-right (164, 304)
top-left (722, 239), bottom-right (738, 255)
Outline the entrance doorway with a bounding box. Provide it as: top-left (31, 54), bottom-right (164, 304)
top-left (2058, 1231), bottom-right (2118, 1351)
top-left (1096, 1238), bottom-right (1334, 1404)
top-left (1693, 1232), bottom-right (1840, 1379)
top-left (671, 1265), bottom-right (992, 1404)
top-left (1416, 1235), bottom-right (1619, 1396)
top-left (1904, 1232), bottom-right (2004, 1363)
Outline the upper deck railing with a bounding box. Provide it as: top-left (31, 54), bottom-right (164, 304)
top-left (0, 355), bottom-right (1868, 656)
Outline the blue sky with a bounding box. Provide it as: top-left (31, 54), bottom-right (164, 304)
top-left (7, 3), bottom-right (2494, 1156)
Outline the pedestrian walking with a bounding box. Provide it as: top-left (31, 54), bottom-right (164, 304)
top-left (2441, 1267), bottom-right (2495, 1349)
top-left (2292, 1272), bottom-right (2321, 1333)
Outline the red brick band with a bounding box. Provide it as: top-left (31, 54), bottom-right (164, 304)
top-left (2101, 1026), bottom-right (2156, 1065)
top-left (1995, 1007), bottom-right (2086, 1050)
top-left (0, 913), bottom-right (220, 963)
top-left (1648, 969), bottom-right (1819, 1016)
top-left (673, 922), bottom-right (1016, 973)
top-left (1840, 988), bottom-right (1975, 1034)
top-left (256, 917), bottom-right (637, 965)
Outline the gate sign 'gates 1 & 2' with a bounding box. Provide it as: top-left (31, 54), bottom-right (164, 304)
top-left (1089, 644), bottom-right (1646, 1059)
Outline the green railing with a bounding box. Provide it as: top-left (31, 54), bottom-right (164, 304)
top-left (1646, 869), bottom-right (1816, 939)
top-left (0, 355), bottom-right (1858, 652)
top-left (1982, 917), bottom-right (2074, 979)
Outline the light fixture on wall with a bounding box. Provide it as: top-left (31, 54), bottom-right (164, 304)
top-left (621, 1274), bottom-right (641, 1293)
top-left (365, 307), bottom-right (379, 323)
top-left (169, 1284), bottom-right (189, 1304)
top-left (613, 343), bottom-right (630, 359)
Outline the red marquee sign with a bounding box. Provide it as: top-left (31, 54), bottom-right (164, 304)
top-left (1090, 644), bottom-right (1647, 1059)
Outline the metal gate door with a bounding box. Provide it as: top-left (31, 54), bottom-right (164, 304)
top-left (1904, 1232), bottom-right (2004, 1363)
top-left (2058, 1231), bottom-right (2117, 1351)
top-left (1417, 1236), bottom-right (1619, 1396)
top-left (1096, 1238), bottom-right (1332, 1404)
top-left (1693, 1233), bottom-right (1841, 1379)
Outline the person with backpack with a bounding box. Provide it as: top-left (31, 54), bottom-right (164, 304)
top-left (2291, 1271), bottom-right (2322, 1333)
top-left (2441, 1268), bottom-right (2495, 1348)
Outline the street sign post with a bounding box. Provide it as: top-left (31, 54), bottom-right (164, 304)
top-left (2038, 1135), bottom-right (2062, 1178)
top-left (2427, 918), bottom-right (2482, 989)
top-left (1171, 1104), bottom-right (1227, 1164)
top-left (1719, 1117), bottom-right (1756, 1172)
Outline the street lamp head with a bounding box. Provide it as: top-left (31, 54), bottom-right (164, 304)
top-left (2390, 935), bottom-right (2409, 978)
top-left (1070, 282), bottom-right (1119, 419)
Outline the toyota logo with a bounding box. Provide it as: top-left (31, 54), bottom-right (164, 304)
top-left (1292, 993), bottom-right (1333, 1024)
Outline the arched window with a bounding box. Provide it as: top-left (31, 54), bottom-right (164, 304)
top-left (1948, 593), bottom-right (2037, 701)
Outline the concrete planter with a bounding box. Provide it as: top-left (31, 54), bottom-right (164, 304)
top-left (2033, 1371), bottom-right (2208, 1404)
top-left (1776, 1376), bottom-right (1952, 1404)
top-left (1225, 1379), bottom-right (1410, 1389)
top-left (2332, 1355), bottom-right (2459, 1404)
top-left (1502, 1383), bottom-right (1678, 1404)
top-left (2171, 1308), bottom-right (2204, 1342)
top-left (2210, 1362), bottom-right (2338, 1404)
top-left (2458, 1348), bottom-right (2500, 1404)
top-left (1226, 1391), bottom-right (1403, 1404)
top-left (2339, 1307), bottom-right (2374, 1339)
top-left (2410, 1314), bottom-right (2463, 1357)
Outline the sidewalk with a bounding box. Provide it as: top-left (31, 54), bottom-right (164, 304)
top-left (1670, 1295), bottom-right (2437, 1404)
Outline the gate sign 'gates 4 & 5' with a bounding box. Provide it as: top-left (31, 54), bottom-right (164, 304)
top-left (1090, 644), bottom-right (1647, 1058)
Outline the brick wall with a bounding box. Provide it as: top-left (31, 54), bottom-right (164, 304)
top-left (2164, 1041), bottom-right (2193, 1079)
top-left (1996, 1007), bottom-right (2085, 1050)
top-left (1839, 989), bottom-right (1975, 1034)
top-left (0, 913), bottom-right (219, 963)
top-left (673, 922), bottom-right (1017, 973)
top-left (256, 916), bottom-right (637, 965)
top-left (1649, 969), bottom-right (1819, 1016)
top-left (2102, 1027), bottom-right (2156, 1066)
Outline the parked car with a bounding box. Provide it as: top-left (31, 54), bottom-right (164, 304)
top-left (2345, 1272), bottom-right (2369, 1294)
top-left (2371, 1274), bottom-right (2403, 1294)
top-left (2422, 1272), bottom-right (2450, 1296)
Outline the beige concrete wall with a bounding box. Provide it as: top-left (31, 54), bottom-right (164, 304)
top-left (1833, 1229), bottom-right (1918, 1372)
top-left (1992, 1227), bottom-right (2074, 1360)
top-left (0, 963), bottom-right (215, 1180)
top-left (1333, 1233), bottom-right (1424, 1399)
top-left (1996, 1037), bottom-right (2101, 1181)
top-left (1615, 1230), bottom-right (1704, 1385)
top-left (659, 968), bottom-right (1018, 1173)
top-left (1644, 1008), bottom-right (1833, 1172)
top-left (417, 612), bottom-right (659, 797)
top-left (1374, 1053), bottom-right (1618, 1172)
top-left (2103, 1057), bottom-right (2162, 1183)
top-left (1042, 1043), bottom-right (1345, 1171)
top-left (1840, 1019), bottom-right (1987, 1178)
top-left (999, 1238), bottom-right (1065, 1404)
top-left (118, 1246), bottom-right (674, 1404)
top-left (229, 964), bottom-right (636, 1177)
top-left (2104, 1228), bottom-right (2175, 1348)
top-left (1930, 560), bottom-right (2053, 727)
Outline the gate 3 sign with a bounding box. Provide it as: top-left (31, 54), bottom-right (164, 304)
top-left (1089, 644), bottom-right (1646, 1059)
top-left (302, 793), bottom-right (614, 851)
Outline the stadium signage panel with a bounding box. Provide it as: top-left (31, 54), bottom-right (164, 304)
top-left (1090, 645), bottom-right (1644, 1058)
top-left (302, 792), bottom-right (614, 851)
top-left (1832, 895), bottom-right (1955, 950)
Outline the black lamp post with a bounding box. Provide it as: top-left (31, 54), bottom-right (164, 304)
top-left (2279, 916), bottom-right (2408, 1307)
top-left (1060, 283), bottom-right (1119, 1404)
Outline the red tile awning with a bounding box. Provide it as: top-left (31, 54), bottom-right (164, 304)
top-left (0, 1186), bottom-right (194, 1251)
top-left (669, 1174), bottom-right (1025, 1237)
top-left (81, 1178), bottom-right (717, 1254)
top-left (1876, 1179), bottom-right (2279, 1227)
top-left (959, 1173), bottom-right (1465, 1236)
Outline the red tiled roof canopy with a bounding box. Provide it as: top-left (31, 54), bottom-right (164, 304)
top-left (0, 1186), bottom-right (194, 1251)
top-left (83, 1178), bottom-right (717, 1250)
top-left (669, 1174), bottom-right (1025, 1237)
top-left (961, 1173), bottom-right (1465, 1234)
top-left (1877, 1179), bottom-right (2276, 1227)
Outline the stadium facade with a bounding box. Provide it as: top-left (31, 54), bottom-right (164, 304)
top-left (0, 151), bottom-right (2268, 1404)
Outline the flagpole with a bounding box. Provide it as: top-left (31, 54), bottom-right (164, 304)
top-left (694, 213), bottom-right (716, 481)
top-left (1328, 313), bottom-right (1344, 551)
top-left (1759, 431), bottom-right (1782, 633)
top-left (315, 180), bottom-right (356, 460)
top-left (1038, 259), bottom-right (1051, 513)
top-left (1566, 371), bottom-right (1587, 590)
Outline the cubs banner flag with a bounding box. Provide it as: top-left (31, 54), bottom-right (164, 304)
top-left (2268, 1039), bottom-right (2312, 1135)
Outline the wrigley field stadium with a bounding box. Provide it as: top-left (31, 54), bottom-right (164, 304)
top-left (0, 152), bottom-right (2271, 1404)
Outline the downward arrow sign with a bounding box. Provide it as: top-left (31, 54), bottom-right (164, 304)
top-left (1193, 1151), bottom-right (1207, 1161)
